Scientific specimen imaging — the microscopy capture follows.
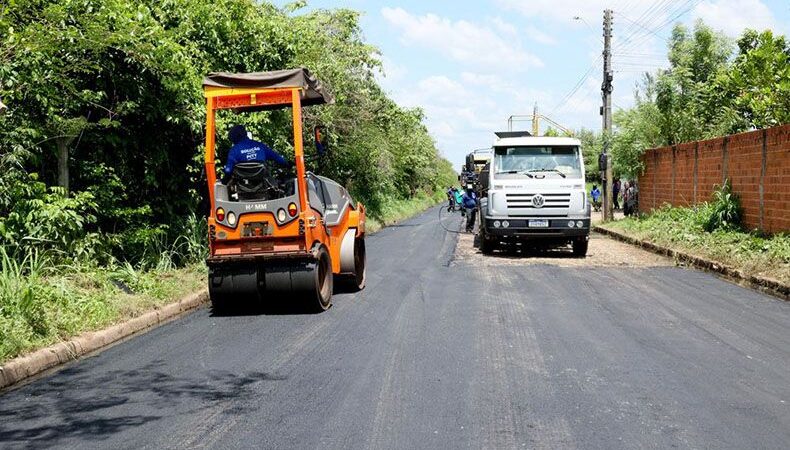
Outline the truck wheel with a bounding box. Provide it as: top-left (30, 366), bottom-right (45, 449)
top-left (572, 238), bottom-right (589, 257)
top-left (480, 228), bottom-right (495, 255)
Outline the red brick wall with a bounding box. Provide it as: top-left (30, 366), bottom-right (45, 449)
top-left (638, 124), bottom-right (790, 233)
top-left (765, 126), bottom-right (790, 232)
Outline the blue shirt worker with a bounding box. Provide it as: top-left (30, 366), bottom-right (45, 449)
top-left (591, 185), bottom-right (602, 211)
top-left (461, 189), bottom-right (478, 232)
top-left (224, 124), bottom-right (288, 176)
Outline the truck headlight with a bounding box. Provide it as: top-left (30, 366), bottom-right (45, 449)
top-left (501, 220), bottom-right (509, 228)
top-left (567, 220), bottom-right (575, 228)
top-left (227, 212), bottom-right (237, 226)
top-left (493, 220), bottom-right (501, 228)
top-left (576, 220), bottom-right (584, 228)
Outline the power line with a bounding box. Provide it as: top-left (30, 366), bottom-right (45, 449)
top-left (548, 55), bottom-right (602, 116)
top-left (615, 0), bottom-right (704, 53)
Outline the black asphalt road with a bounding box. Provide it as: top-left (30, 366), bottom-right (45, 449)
top-left (2, 207), bottom-right (789, 449)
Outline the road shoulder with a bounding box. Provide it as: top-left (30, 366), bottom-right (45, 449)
top-left (0, 290), bottom-right (208, 391)
top-left (594, 224), bottom-right (789, 301)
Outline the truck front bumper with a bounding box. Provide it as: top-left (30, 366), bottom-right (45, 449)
top-left (483, 218), bottom-right (590, 237)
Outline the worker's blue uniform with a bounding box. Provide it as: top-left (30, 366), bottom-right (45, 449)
top-left (461, 191), bottom-right (477, 232)
top-left (224, 138), bottom-right (287, 175)
top-left (462, 192), bottom-right (477, 209)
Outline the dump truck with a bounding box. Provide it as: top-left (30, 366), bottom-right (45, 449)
top-left (478, 131), bottom-right (590, 256)
top-left (203, 68), bottom-right (367, 312)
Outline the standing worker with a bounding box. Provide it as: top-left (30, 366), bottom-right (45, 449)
top-left (453, 187), bottom-right (464, 215)
top-left (446, 186), bottom-right (455, 211)
top-left (590, 184), bottom-right (602, 212)
top-left (461, 187), bottom-right (478, 233)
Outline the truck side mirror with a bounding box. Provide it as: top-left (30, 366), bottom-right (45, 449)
top-left (314, 126), bottom-right (328, 155)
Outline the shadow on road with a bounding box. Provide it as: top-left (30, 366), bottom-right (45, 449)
top-left (210, 300), bottom-right (317, 317)
top-left (0, 360), bottom-right (283, 448)
top-left (472, 233), bottom-right (584, 260)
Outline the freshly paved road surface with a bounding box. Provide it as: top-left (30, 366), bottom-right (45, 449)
top-left (2, 207), bottom-right (789, 449)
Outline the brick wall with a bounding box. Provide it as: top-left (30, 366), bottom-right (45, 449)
top-left (638, 124), bottom-right (790, 233)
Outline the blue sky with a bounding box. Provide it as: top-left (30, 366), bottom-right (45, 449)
top-left (278, 0), bottom-right (790, 169)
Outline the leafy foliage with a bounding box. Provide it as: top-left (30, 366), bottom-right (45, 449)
top-left (0, 0), bottom-right (454, 268)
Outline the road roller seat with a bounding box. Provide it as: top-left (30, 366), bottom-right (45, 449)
top-left (229, 162), bottom-right (271, 200)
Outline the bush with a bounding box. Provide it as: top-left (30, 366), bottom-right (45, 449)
top-left (0, 172), bottom-right (99, 260)
top-left (702, 180), bottom-right (742, 232)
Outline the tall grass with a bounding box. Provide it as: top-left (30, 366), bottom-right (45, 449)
top-left (0, 215), bottom-right (209, 364)
top-left (366, 190), bottom-right (446, 232)
top-left (608, 204), bottom-right (790, 283)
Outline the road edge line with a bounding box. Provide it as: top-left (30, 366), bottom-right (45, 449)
top-left (0, 289), bottom-right (209, 391)
top-left (593, 225), bottom-right (789, 301)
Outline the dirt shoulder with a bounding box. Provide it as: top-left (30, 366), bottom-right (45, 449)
top-left (452, 226), bottom-right (673, 268)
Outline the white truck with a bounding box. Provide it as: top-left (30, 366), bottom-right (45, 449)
top-left (478, 131), bottom-right (590, 256)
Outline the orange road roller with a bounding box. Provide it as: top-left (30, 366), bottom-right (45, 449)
top-left (203, 68), bottom-right (367, 312)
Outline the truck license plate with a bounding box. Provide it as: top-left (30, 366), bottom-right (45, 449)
top-left (529, 220), bottom-right (549, 228)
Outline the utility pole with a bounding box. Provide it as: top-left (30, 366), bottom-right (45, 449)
top-left (532, 103), bottom-right (539, 136)
top-left (601, 9), bottom-right (614, 221)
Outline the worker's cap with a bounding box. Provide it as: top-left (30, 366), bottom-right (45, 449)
top-left (228, 124), bottom-right (247, 144)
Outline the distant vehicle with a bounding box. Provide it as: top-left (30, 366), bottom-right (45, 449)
top-left (478, 131), bottom-right (590, 256)
top-left (460, 149), bottom-right (493, 190)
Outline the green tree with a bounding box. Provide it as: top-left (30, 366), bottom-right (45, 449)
top-left (714, 30), bottom-right (790, 130)
top-left (0, 0), bottom-right (455, 264)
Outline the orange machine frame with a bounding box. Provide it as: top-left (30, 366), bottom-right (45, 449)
top-left (203, 86), bottom-right (364, 274)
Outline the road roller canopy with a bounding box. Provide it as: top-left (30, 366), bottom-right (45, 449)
top-left (203, 68), bottom-right (333, 112)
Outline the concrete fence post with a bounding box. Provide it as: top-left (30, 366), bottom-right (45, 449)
top-left (722, 136), bottom-right (729, 185)
top-left (760, 129), bottom-right (767, 231)
top-left (671, 146), bottom-right (676, 204)
top-left (653, 150), bottom-right (658, 210)
top-left (693, 142), bottom-right (699, 203)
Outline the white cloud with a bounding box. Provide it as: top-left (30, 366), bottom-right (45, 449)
top-left (389, 72), bottom-right (556, 166)
top-left (498, 0), bottom-right (782, 39)
top-left (381, 7), bottom-right (544, 70)
top-left (692, 0), bottom-right (778, 36)
top-left (496, 0), bottom-right (640, 23)
top-left (525, 26), bottom-right (557, 45)
top-left (461, 72), bottom-right (507, 87)
top-left (375, 55), bottom-right (408, 93)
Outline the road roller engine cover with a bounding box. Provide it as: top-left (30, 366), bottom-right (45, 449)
top-left (202, 68), bottom-right (367, 312)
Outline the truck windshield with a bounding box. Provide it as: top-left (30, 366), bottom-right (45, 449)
top-left (494, 146), bottom-right (582, 179)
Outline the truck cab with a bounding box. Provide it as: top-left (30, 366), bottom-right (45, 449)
top-left (479, 132), bottom-right (590, 256)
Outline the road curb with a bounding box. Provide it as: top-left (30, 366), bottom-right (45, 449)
top-left (594, 225), bottom-right (789, 301)
top-left (0, 289), bottom-right (208, 391)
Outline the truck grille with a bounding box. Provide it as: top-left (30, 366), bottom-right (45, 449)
top-left (506, 193), bottom-right (571, 209)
